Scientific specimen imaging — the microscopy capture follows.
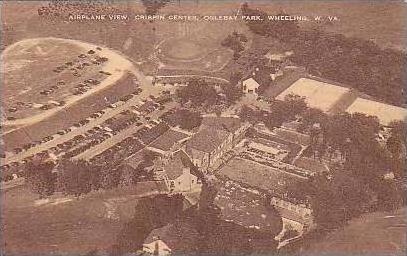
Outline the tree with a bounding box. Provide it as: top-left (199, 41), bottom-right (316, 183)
top-left (171, 109), bottom-right (203, 130)
top-left (242, 5), bottom-right (299, 39)
top-left (176, 78), bottom-right (219, 107)
top-left (299, 108), bottom-right (327, 132)
top-left (221, 32), bottom-right (247, 54)
top-left (230, 71), bottom-right (243, 86)
top-left (56, 159), bottom-right (91, 197)
top-left (238, 105), bottom-right (261, 123)
top-left (222, 83), bottom-right (243, 104)
top-left (89, 164), bottom-right (102, 191)
top-left (263, 95), bottom-right (307, 130)
top-left (25, 160), bottom-right (56, 198)
top-left (308, 169), bottom-right (375, 230)
top-left (101, 166), bottom-right (123, 190)
top-left (112, 194), bottom-right (184, 253)
top-left (376, 180), bottom-right (404, 211)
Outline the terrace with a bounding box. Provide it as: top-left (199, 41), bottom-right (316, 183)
top-left (217, 157), bottom-right (308, 196)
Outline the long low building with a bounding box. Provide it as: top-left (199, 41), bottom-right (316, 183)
top-left (346, 97), bottom-right (407, 126)
top-left (276, 77), bottom-right (351, 113)
top-left (275, 76), bottom-right (407, 125)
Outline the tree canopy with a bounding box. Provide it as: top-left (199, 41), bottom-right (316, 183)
top-left (176, 78), bottom-right (219, 107)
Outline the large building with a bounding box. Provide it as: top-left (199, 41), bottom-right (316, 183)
top-left (276, 76), bottom-right (407, 125)
top-left (346, 97), bottom-right (407, 126)
top-left (154, 150), bottom-right (202, 194)
top-left (147, 128), bottom-right (191, 157)
top-left (276, 77), bottom-right (351, 113)
top-left (186, 116), bottom-right (250, 171)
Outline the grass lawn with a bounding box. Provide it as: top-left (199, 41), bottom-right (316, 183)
top-left (305, 207), bottom-right (406, 255)
top-left (1, 182), bottom-right (164, 255)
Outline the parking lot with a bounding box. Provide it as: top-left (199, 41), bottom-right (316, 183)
top-left (1, 78), bottom-right (177, 177)
top-left (73, 100), bottom-right (177, 161)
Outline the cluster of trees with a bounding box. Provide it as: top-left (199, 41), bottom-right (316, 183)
top-left (162, 108), bottom-right (203, 130)
top-left (176, 77), bottom-right (243, 111)
top-left (25, 159), bottom-right (114, 198)
top-left (191, 180), bottom-right (279, 254)
top-left (25, 151), bottom-right (159, 198)
top-left (241, 3), bottom-right (299, 40)
top-left (221, 31), bottom-right (248, 59)
top-left (111, 194), bottom-right (184, 254)
top-left (302, 115), bottom-right (405, 229)
top-left (305, 167), bottom-right (377, 230)
top-left (289, 30), bottom-right (406, 105)
top-left (222, 72), bottom-right (244, 104)
top-left (176, 78), bottom-right (219, 107)
top-left (24, 160), bottom-right (56, 198)
top-left (240, 93), bottom-right (405, 230)
top-left (239, 94), bottom-right (307, 129)
top-left (242, 3), bottom-right (406, 105)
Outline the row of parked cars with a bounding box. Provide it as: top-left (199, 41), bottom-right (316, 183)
top-left (59, 90), bottom-right (148, 158)
top-left (52, 49), bottom-right (105, 74)
top-left (1, 83), bottom-right (155, 180)
top-left (72, 78), bottom-right (103, 96)
top-left (90, 122), bottom-right (167, 167)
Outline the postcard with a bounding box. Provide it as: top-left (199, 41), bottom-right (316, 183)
top-left (1, 1), bottom-right (406, 255)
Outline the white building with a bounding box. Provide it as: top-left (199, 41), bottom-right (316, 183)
top-left (270, 196), bottom-right (314, 232)
top-left (242, 77), bottom-right (260, 96)
top-left (156, 150), bottom-right (202, 193)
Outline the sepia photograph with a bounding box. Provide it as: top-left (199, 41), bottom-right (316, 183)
top-left (0, 0), bottom-right (406, 255)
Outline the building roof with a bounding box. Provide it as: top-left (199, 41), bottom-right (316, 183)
top-left (139, 122), bottom-right (170, 145)
top-left (273, 127), bottom-right (310, 146)
top-left (217, 157), bottom-right (308, 195)
top-left (201, 116), bottom-right (243, 134)
top-left (276, 77), bottom-right (350, 112)
top-left (163, 150), bottom-right (193, 180)
top-left (346, 97), bottom-right (407, 125)
top-left (293, 157), bottom-right (329, 174)
top-left (149, 129), bottom-right (190, 153)
top-left (242, 77), bottom-right (260, 89)
top-left (186, 126), bottom-right (230, 153)
top-left (214, 180), bottom-right (282, 233)
top-left (144, 221), bottom-right (199, 253)
top-left (270, 195), bottom-right (312, 225)
top-left (262, 68), bottom-right (306, 99)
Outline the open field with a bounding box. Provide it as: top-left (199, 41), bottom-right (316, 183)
top-left (1, 183), bottom-right (166, 255)
top-left (305, 207), bottom-right (406, 255)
